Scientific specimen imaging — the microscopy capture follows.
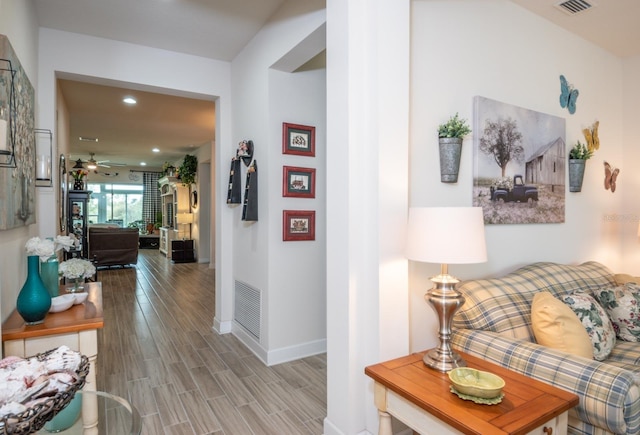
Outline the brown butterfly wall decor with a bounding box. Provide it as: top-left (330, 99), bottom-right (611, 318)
top-left (604, 161), bottom-right (620, 193)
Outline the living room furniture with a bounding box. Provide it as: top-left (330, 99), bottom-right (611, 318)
top-left (451, 261), bottom-right (640, 435)
top-left (66, 190), bottom-right (92, 259)
top-left (159, 176), bottom-right (190, 259)
top-left (171, 239), bottom-right (195, 263)
top-left (88, 227), bottom-right (139, 267)
top-left (139, 233), bottom-right (160, 249)
top-left (2, 282), bottom-right (104, 434)
top-left (35, 390), bottom-right (142, 434)
top-left (365, 351), bottom-right (578, 435)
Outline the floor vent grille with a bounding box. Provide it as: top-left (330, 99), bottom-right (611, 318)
top-left (555, 0), bottom-right (595, 15)
top-left (234, 280), bottom-right (261, 340)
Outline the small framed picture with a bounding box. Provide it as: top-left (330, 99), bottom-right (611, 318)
top-left (282, 122), bottom-right (315, 157)
top-left (283, 210), bottom-right (316, 241)
top-left (283, 166), bottom-right (316, 198)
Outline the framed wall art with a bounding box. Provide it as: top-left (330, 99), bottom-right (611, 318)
top-left (282, 122), bottom-right (315, 157)
top-left (472, 96), bottom-right (565, 224)
top-left (283, 166), bottom-right (315, 198)
top-left (283, 210), bottom-right (315, 241)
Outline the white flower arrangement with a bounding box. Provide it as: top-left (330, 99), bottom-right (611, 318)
top-left (59, 258), bottom-right (96, 280)
top-left (25, 235), bottom-right (78, 262)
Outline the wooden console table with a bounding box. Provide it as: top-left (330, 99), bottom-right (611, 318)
top-left (365, 351), bottom-right (578, 435)
top-left (2, 282), bottom-right (104, 434)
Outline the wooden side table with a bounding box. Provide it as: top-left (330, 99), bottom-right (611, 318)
top-left (2, 282), bottom-right (104, 434)
top-left (365, 351), bottom-right (578, 435)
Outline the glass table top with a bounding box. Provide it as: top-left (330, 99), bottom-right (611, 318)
top-left (37, 390), bottom-right (141, 435)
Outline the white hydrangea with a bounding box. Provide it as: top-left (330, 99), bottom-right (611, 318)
top-left (25, 236), bottom-right (78, 262)
top-left (59, 259), bottom-right (96, 280)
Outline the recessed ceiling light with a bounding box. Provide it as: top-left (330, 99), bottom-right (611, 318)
top-left (123, 97), bottom-right (137, 105)
top-left (79, 136), bottom-right (98, 142)
top-left (140, 162), bottom-right (147, 166)
top-left (152, 148), bottom-right (160, 153)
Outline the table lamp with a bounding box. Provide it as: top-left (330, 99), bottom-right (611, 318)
top-left (176, 212), bottom-right (194, 239)
top-left (406, 207), bottom-right (487, 372)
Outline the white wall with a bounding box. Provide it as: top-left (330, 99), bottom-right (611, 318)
top-left (267, 67), bottom-right (326, 359)
top-left (0, 0), bottom-right (40, 323)
top-left (229, 0), bottom-right (326, 364)
top-left (324, 0), bottom-right (411, 434)
top-left (409, 0), bottom-right (628, 354)
top-left (620, 54), bottom-right (640, 272)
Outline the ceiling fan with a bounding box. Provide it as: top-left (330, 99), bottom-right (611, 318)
top-left (86, 153), bottom-right (127, 170)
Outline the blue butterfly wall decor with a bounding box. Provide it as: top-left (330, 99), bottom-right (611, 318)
top-left (559, 74), bottom-right (579, 114)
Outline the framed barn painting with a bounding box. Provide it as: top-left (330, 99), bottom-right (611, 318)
top-left (283, 166), bottom-right (315, 198)
top-left (473, 96), bottom-right (565, 224)
top-left (283, 210), bottom-right (315, 241)
top-left (282, 122), bottom-right (315, 157)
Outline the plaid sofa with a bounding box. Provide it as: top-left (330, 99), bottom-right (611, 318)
top-left (451, 261), bottom-right (640, 435)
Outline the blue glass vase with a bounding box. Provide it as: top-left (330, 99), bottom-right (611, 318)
top-left (17, 255), bottom-right (52, 325)
top-left (40, 255), bottom-right (60, 297)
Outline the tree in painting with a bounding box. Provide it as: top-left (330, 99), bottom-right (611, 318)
top-left (479, 117), bottom-right (524, 177)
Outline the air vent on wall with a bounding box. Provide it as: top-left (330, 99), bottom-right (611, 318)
top-left (234, 280), bottom-right (261, 340)
top-left (555, 0), bottom-right (595, 15)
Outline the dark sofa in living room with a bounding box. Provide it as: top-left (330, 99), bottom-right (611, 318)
top-left (88, 227), bottom-right (139, 267)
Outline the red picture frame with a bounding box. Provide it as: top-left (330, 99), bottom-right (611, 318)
top-left (282, 122), bottom-right (316, 157)
top-left (283, 166), bottom-right (316, 198)
top-left (283, 210), bottom-right (316, 241)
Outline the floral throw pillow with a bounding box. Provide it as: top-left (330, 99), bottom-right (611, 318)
top-left (594, 283), bottom-right (640, 342)
top-left (562, 292), bottom-right (616, 361)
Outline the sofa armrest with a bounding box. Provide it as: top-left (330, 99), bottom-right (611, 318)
top-left (452, 329), bottom-right (640, 434)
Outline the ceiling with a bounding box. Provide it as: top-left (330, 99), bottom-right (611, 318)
top-left (36, 0), bottom-right (637, 171)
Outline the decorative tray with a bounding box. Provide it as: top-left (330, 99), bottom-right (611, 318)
top-left (450, 386), bottom-right (504, 405)
top-left (0, 346), bottom-right (89, 435)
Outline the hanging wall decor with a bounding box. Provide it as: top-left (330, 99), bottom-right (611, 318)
top-left (283, 210), bottom-right (316, 241)
top-left (282, 166), bottom-right (316, 198)
top-left (242, 160), bottom-right (258, 221)
top-left (604, 162), bottom-right (620, 193)
top-left (282, 123), bottom-right (315, 157)
top-left (237, 140), bottom-right (254, 166)
top-left (0, 34), bottom-right (36, 230)
top-left (473, 96), bottom-right (566, 224)
top-left (559, 74), bottom-right (579, 115)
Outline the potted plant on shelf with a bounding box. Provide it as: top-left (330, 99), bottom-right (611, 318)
top-left (437, 112), bottom-right (472, 183)
top-left (568, 139), bottom-right (595, 192)
top-left (162, 162), bottom-right (176, 177)
top-left (179, 154), bottom-right (197, 186)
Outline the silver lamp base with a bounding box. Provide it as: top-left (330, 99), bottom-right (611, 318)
top-left (423, 269), bottom-right (466, 372)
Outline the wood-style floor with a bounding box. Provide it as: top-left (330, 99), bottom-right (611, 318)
top-left (96, 249), bottom-right (326, 435)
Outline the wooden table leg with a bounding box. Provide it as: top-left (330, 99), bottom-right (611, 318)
top-left (379, 410), bottom-right (393, 435)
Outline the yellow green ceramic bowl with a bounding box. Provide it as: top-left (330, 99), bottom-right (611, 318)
top-left (448, 367), bottom-right (505, 399)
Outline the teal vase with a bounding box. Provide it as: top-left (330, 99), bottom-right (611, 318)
top-left (17, 255), bottom-right (52, 325)
top-left (40, 255), bottom-right (60, 297)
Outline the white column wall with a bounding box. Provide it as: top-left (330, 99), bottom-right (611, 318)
top-left (324, 0), bottom-right (410, 434)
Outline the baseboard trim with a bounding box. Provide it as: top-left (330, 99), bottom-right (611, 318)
top-left (213, 318), bottom-right (232, 334)
top-left (323, 418), bottom-right (373, 435)
top-left (266, 338), bottom-right (326, 366)
top-left (231, 322), bottom-right (326, 366)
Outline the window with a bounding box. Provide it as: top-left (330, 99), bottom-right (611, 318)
top-left (87, 183), bottom-right (143, 227)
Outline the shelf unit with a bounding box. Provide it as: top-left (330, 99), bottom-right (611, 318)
top-left (158, 176), bottom-right (189, 259)
top-left (66, 190), bottom-right (92, 259)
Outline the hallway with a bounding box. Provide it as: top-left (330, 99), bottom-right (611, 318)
top-left (96, 250), bottom-right (326, 434)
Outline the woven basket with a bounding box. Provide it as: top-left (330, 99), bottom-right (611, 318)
top-left (0, 349), bottom-right (89, 435)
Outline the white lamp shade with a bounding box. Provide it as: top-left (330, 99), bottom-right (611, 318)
top-left (176, 213), bottom-right (194, 224)
top-left (406, 207), bottom-right (487, 264)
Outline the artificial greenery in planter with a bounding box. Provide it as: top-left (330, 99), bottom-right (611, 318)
top-left (162, 162), bottom-right (176, 177)
top-left (437, 113), bottom-right (472, 183)
top-left (179, 154), bottom-right (198, 186)
top-left (568, 140), bottom-right (594, 192)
